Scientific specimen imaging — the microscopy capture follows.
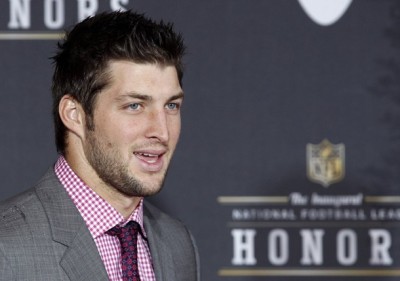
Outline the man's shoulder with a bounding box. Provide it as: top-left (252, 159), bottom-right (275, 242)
top-left (143, 200), bottom-right (194, 240)
top-left (0, 188), bottom-right (38, 216)
top-left (143, 201), bottom-right (200, 280)
top-left (0, 189), bottom-right (43, 243)
top-left (143, 200), bottom-right (186, 227)
top-left (0, 167), bottom-right (57, 226)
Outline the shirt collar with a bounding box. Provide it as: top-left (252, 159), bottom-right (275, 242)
top-left (54, 155), bottom-right (147, 239)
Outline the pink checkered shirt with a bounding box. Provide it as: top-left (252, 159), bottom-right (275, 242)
top-left (54, 156), bottom-right (156, 281)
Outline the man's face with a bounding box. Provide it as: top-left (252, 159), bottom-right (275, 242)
top-left (83, 61), bottom-right (183, 197)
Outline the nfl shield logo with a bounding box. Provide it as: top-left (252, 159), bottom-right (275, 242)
top-left (306, 139), bottom-right (345, 187)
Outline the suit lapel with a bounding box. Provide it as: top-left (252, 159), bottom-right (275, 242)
top-left (59, 224), bottom-right (109, 281)
top-left (143, 204), bottom-right (177, 281)
top-left (35, 169), bottom-right (109, 281)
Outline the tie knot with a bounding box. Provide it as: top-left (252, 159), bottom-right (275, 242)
top-left (106, 221), bottom-right (141, 241)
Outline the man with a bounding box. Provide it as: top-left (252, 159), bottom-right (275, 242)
top-left (0, 11), bottom-right (199, 281)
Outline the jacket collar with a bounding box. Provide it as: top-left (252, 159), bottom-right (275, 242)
top-left (143, 203), bottom-right (177, 281)
top-left (35, 168), bottom-right (109, 281)
top-left (35, 168), bottom-right (174, 281)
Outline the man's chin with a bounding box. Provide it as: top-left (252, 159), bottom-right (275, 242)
top-left (118, 167), bottom-right (168, 197)
top-left (114, 176), bottom-right (165, 197)
top-left (118, 185), bottom-right (163, 197)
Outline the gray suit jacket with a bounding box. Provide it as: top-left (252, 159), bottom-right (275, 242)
top-left (0, 168), bottom-right (200, 280)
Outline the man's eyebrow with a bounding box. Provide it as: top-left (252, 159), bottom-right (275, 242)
top-left (115, 93), bottom-right (152, 102)
top-left (116, 92), bottom-right (185, 102)
top-left (169, 91), bottom-right (185, 101)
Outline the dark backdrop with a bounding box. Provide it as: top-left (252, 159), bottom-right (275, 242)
top-left (1, 0), bottom-right (400, 280)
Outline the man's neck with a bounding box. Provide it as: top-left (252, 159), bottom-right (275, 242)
top-left (64, 151), bottom-right (141, 219)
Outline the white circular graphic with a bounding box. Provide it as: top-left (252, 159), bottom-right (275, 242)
top-left (298, 0), bottom-right (353, 26)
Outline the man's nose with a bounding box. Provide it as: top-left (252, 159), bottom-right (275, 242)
top-left (145, 109), bottom-right (169, 143)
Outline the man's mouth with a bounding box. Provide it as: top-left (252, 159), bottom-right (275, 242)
top-left (134, 152), bottom-right (161, 164)
top-left (133, 150), bottom-right (166, 172)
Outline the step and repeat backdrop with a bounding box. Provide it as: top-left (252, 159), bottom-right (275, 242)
top-left (1, 0), bottom-right (400, 280)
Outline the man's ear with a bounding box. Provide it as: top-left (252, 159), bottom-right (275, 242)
top-left (58, 95), bottom-right (86, 139)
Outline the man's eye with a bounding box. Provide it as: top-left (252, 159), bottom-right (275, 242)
top-left (166, 103), bottom-right (179, 110)
top-left (128, 103), bottom-right (140, 110)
